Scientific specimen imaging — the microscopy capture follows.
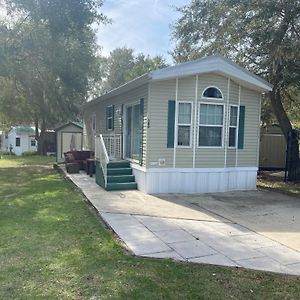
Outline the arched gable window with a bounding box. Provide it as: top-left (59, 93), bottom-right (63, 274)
top-left (202, 87), bottom-right (223, 99)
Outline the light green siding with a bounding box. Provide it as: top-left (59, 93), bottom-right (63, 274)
top-left (147, 73), bottom-right (261, 169)
top-left (147, 80), bottom-right (176, 168)
top-left (83, 73), bottom-right (262, 170)
top-left (83, 84), bottom-right (148, 166)
top-left (237, 87), bottom-right (261, 167)
top-left (195, 73), bottom-right (228, 168)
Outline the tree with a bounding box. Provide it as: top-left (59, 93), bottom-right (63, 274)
top-left (171, 0), bottom-right (300, 144)
top-left (0, 0), bottom-right (107, 154)
top-left (100, 47), bottom-right (168, 92)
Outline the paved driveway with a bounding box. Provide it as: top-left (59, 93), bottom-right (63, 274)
top-left (158, 190), bottom-right (300, 252)
top-left (65, 170), bottom-right (300, 276)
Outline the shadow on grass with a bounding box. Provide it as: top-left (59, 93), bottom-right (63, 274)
top-left (1, 165), bottom-right (300, 299)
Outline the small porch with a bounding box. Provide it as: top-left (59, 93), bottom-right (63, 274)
top-left (94, 134), bottom-right (138, 191)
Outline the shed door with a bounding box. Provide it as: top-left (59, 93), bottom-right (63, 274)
top-left (61, 132), bottom-right (82, 158)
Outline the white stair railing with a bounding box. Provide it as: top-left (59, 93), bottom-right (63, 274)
top-left (95, 134), bottom-right (109, 186)
top-left (102, 134), bottom-right (122, 160)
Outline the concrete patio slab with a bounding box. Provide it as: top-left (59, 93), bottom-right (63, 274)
top-left (232, 233), bottom-right (281, 249)
top-left (124, 237), bottom-right (172, 255)
top-left (142, 251), bottom-right (184, 261)
top-left (63, 169), bottom-right (300, 276)
top-left (169, 240), bottom-right (217, 259)
top-left (209, 239), bottom-right (266, 261)
top-left (153, 229), bottom-right (195, 244)
top-left (237, 256), bottom-right (292, 275)
top-left (285, 263), bottom-right (300, 276)
top-left (258, 245), bottom-right (300, 265)
top-left (189, 254), bottom-right (239, 267)
top-left (135, 215), bottom-right (180, 232)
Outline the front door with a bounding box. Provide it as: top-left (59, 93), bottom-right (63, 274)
top-left (125, 103), bottom-right (141, 161)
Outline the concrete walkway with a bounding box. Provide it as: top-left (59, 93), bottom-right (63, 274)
top-left (65, 170), bottom-right (300, 276)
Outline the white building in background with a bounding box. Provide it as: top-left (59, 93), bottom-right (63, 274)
top-left (0, 131), bottom-right (7, 152)
top-left (7, 126), bottom-right (38, 155)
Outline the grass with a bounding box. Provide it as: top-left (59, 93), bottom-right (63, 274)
top-left (257, 171), bottom-right (300, 199)
top-left (1, 156), bottom-right (300, 299)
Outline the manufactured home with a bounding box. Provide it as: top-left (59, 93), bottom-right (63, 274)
top-left (83, 56), bottom-right (272, 193)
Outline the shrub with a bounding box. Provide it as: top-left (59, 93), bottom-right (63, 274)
top-left (22, 151), bottom-right (38, 156)
top-left (0, 151), bottom-right (16, 156)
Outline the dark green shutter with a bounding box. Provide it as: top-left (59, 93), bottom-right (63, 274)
top-left (167, 100), bottom-right (176, 148)
top-left (238, 105), bottom-right (245, 149)
top-left (105, 106), bottom-right (109, 130)
top-left (111, 105), bottom-right (114, 130)
top-left (139, 98), bottom-right (144, 166)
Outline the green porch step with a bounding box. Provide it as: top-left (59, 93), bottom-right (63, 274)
top-left (106, 182), bottom-right (137, 191)
top-left (107, 168), bottom-right (132, 176)
top-left (107, 175), bottom-right (135, 183)
top-left (107, 161), bottom-right (130, 168)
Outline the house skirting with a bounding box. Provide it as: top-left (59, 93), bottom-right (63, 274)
top-left (131, 165), bottom-right (257, 194)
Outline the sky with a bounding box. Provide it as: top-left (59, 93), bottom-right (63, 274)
top-left (96, 0), bottom-right (188, 64)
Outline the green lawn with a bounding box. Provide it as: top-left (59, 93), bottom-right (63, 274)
top-left (1, 156), bottom-right (299, 300)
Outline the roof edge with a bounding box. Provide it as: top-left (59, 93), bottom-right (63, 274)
top-left (83, 73), bottom-right (150, 109)
top-left (55, 122), bottom-right (83, 132)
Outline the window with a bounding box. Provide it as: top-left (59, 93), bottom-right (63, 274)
top-left (106, 105), bottom-right (114, 130)
top-left (229, 105), bottom-right (238, 148)
top-left (202, 87), bottom-right (223, 99)
top-left (31, 139), bottom-right (36, 147)
top-left (16, 137), bottom-right (20, 147)
top-left (199, 103), bottom-right (224, 147)
top-left (91, 114), bottom-right (96, 131)
top-left (177, 102), bottom-right (192, 147)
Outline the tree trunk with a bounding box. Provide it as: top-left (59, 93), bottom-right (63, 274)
top-left (269, 87), bottom-right (299, 164)
top-left (269, 88), bottom-right (292, 141)
top-left (36, 117), bottom-right (47, 155)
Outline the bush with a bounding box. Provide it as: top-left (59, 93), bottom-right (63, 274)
top-left (22, 151), bottom-right (38, 156)
top-left (0, 151), bottom-right (16, 156)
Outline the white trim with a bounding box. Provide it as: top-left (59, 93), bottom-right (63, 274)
top-left (257, 95), bottom-right (262, 167)
top-left (197, 102), bottom-right (225, 148)
top-left (130, 161), bottom-right (146, 172)
top-left (143, 166), bottom-right (257, 173)
top-left (224, 78), bottom-right (230, 167)
top-left (192, 75), bottom-right (198, 168)
top-left (176, 101), bottom-right (193, 148)
top-left (201, 85), bottom-right (224, 100)
top-left (150, 56), bottom-right (273, 92)
top-left (173, 77), bottom-right (179, 168)
top-left (228, 104), bottom-right (238, 149)
top-left (131, 165), bottom-right (258, 194)
top-left (236, 85), bottom-right (241, 167)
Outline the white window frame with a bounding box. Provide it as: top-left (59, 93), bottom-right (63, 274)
top-left (201, 86), bottom-right (224, 100)
top-left (15, 137), bottom-right (21, 147)
top-left (106, 105), bottom-right (114, 131)
top-left (30, 139), bottom-right (36, 147)
top-left (228, 105), bottom-right (238, 149)
top-left (197, 102), bottom-right (225, 149)
top-left (176, 101), bottom-right (193, 148)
